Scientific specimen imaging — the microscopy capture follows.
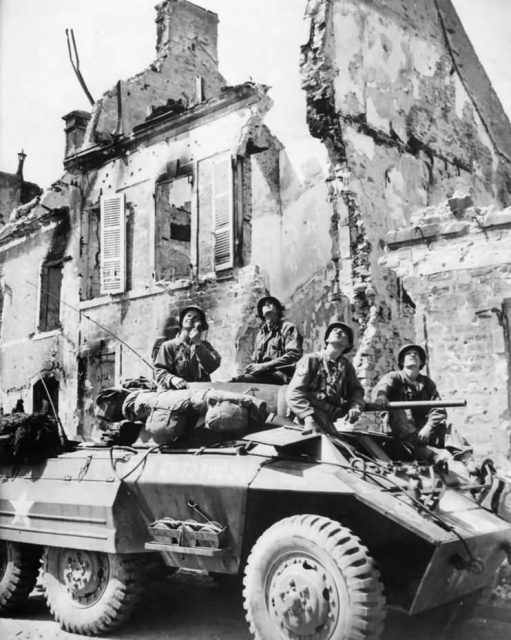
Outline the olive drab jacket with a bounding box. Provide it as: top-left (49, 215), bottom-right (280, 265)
top-left (286, 350), bottom-right (365, 431)
top-left (154, 336), bottom-right (221, 389)
top-left (251, 320), bottom-right (303, 382)
top-left (372, 370), bottom-right (446, 442)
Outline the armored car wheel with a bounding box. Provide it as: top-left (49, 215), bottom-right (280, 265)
top-left (41, 547), bottom-right (145, 635)
top-left (0, 541), bottom-right (41, 613)
top-left (243, 515), bottom-right (386, 640)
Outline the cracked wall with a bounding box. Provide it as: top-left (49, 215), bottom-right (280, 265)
top-left (0, 186), bottom-right (81, 431)
top-left (301, 0), bottom-right (511, 460)
top-left (383, 204), bottom-right (511, 464)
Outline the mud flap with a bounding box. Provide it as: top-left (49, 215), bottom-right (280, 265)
top-left (409, 532), bottom-right (509, 614)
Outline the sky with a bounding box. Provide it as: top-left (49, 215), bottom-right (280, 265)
top-left (1, 0), bottom-right (510, 190)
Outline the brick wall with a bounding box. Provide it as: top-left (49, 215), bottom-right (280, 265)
top-left (382, 209), bottom-right (511, 463)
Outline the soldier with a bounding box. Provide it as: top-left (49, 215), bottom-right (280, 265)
top-left (286, 321), bottom-right (364, 434)
top-left (233, 295), bottom-right (303, 385)
top-left (372, 344), bottom-right (447, 447)
top-left (154, 305), bottom-right (221, 390)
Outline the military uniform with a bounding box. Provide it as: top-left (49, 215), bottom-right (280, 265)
top-left (154, 336), bottom-right (221, 389)
top-left (286, 351), bottom-right (364, 433)
top-left (372, 370), bottom-right (446, 445)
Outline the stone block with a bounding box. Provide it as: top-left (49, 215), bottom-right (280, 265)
top-left (482, 209), bottom-right (511, 228)
top-left (384, 223), bottom-right (440, 247)
top-left (448, 194), bottom-right (473, 218)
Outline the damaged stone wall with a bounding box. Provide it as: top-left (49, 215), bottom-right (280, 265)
top-left (0, 171), bottom-right (42, 227)
top-left (382, 204), bottom-right (511, 465)
top-left (67, 82), bottom-right (281, 434)
top-left (2, 0), bottom-right (328, 438)
top-left (76, 265), bottom-right (267, 435)
top-left (301, 0), bottom-right (511, 458)
top-left (76, 0), bottom-right (225, 156)
top-left (0, 185), bottom-right (82, 432)
top-left (0, 173), bottom-right (21, 226)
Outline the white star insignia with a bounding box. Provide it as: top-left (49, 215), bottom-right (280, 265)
top-left (10, 491), bottom-right (34, 528)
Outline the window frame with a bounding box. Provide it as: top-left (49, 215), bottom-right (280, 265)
top-left (100, 193), bottom-right (126, 295)
top-left (37, 259), bottom-right (63, 334)
top-left (211, 151), bottom-right (234, 272)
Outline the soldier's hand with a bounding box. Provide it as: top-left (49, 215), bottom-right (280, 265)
top-left (244, 363), bottom-right (268, 375)
top-left (189, 325), bottom-right (203, 345)
top-left (347, 406), bottom-right (361, 423)
top-left (172, 377), bottom-right (189, 390)
top-left (374, 395), bottom-right (388, 409)
top-left (417, 424), bottom-right (432, 445)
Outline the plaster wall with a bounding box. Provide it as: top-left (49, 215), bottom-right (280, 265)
top-left (0, 222), bottom-right (79, 430)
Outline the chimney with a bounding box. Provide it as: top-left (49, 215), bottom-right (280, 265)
top-left (16, 149), bottom-right (27, 180)
top-left (155, 0), bottom-right (219, 63)
top-left (62, 110), bottom-right (91, 159)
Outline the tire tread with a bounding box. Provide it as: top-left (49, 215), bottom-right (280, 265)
top-left (243, 514), bottom-right (386, 640)
top-left (0, 542), bottom-right (41, 614)
top-left (42, 548), bottom-right (145, 636)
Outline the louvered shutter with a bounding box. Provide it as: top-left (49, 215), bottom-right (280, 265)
top-left (100, 194), bottom-right (125, 294)
top-left (212, 153), bottom-right (233, 271)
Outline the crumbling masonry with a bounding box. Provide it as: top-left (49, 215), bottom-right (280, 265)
top-left (301, 0), bottom-right (511, 463)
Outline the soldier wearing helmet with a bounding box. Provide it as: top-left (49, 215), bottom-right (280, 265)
top-left (233, 295), bottom-right (303, 385)
top-left (286, 321), bottom-right (364, 434)
top-left (153, 305), bottom-right (221, 390)
top-left (372, 344), bottom-right (446, 447)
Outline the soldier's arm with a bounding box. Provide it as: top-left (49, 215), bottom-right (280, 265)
top-left (260, 324), bottom-right (303, 372)
top-left (286, 356), bottom-right (315, 419)
top-left (346, 361), bottom-right (365, 410)
top-left (371, 372), bottom-right (397, 406)
top-left (193, 341), bottom-right (222, 374)
top-left (250, 329), bottom-right (263, 364)
top-left (424, 380), bottom-right (447, 429)
top-left (154, 343), bottom-right (181, 389)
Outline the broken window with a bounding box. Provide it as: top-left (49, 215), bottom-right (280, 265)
top-left (77, 348), bottom-right (116, 437)
top-left (38, 261), bottom-right (63, 332)
top-left (154, 173), bottom-right (192, 281)
top-left (81, 205), bottom-right (100, 300)
top-left (100, 194), bottom-right (126, 295)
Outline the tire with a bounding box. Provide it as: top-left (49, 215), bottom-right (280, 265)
top-left (0, 541), bottom-right (41, 614)
top-left (243, 515), bottom-right (386, 640)
top-left (41, 547), bottom-right (145, 635)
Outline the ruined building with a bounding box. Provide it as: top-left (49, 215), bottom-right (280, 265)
top-left (300, 0), bottom-right (511, 463)
top-left (0, 0), bottom-right (330, 436)
top-left (0, 0), bottom-right (510, 463)
top-left (0, 151), bottom-right (42, 227)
